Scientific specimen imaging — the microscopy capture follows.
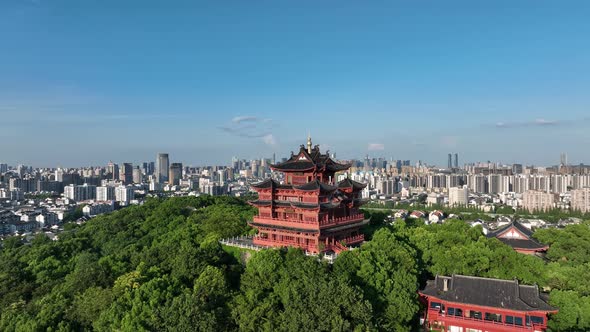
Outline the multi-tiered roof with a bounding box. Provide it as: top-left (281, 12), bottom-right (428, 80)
top-left (248, 138), bottom-right (368, 253)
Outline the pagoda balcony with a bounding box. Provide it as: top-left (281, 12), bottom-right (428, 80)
top-left (426, 308), bottom-right (547, 332)
top-left (253, 236), bottom-right (318, 252)
top-left (319, 214), bottom-right (365, 228)
top-left (338, 234), bottom-right (364, 245)
top-left (252, 216), bottom-right (319, 230)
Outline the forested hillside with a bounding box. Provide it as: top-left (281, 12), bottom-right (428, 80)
top-left (0, 196), bottom-right (588, 331)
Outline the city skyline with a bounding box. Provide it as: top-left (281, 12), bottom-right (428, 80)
top-left (2, 1), bottom-right (590, 166)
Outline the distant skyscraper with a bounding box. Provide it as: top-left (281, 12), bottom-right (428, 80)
top-left (120, 163), bottom-right (133, 184)
top-left (447, 154), bottom-right (453, 169)
top-left (142, 162), bottom-right (155, 176)
top-left (512, 164), bottom-right (523, 174)
top-left (107, 162), bottom-right (119, 181)
top-left (560, 153), bottom-right (568, 166)
top-left (454, 153), bottom-right (459, 168)
top-left (156, 153), bottom-right (169, 183)
top-left (55, 168), bottom-right (64, 182)
top-left (0, 163), bottom-right (8, 174)
top-left (169, 163), bottom-right (183, 186)
top-left (132, 166), bottom-right (142, 184)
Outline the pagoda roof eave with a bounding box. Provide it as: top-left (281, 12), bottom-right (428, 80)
top-left (293, 180), bottom-right (338, 192)
top-left (248, 200), bottom-right (273, 207)
top-left (250, 178), bottom-right (278, 189)
top-left (269, 164), bottom-right (316, 172)
top-left (337, 178), bottom-right (367, 190)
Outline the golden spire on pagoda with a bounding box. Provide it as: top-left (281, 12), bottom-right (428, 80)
top-left (307, 132), bottom-right (312, 153)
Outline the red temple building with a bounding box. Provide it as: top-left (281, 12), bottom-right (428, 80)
top-left (248, 137), bottom-right (368, 253)
top-left (486, 221), bottom-right (548, 255)
top-left (419, 275), bottom-right (558, 332)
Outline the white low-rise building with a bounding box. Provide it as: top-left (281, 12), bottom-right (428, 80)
top-left (83, 202), bottom-right (115, 217)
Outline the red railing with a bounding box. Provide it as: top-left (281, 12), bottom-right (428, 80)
top-left (340, 234), bottom-right (364, 245)
top-left (427, 309), bottom-right (546, 331)
top-left (252, 216), bottom-right (319, 229)
top-left (331, 241), bottom-right (348, 253)
top-left (253, 236), bottom-right (318, 252)
top-left (319, 214), bottom-right (365, 227)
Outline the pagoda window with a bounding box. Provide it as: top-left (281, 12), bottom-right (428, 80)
top-left (485, 313), bottom-right (502, 322)
top-left (469, 310), bottom-right (482, 320)
top-left (429, 302), bottom-right (442, 311)
top-left (505, 315), bottom-right (523, 326)
top-left (447, 307), bottom-right (462, 317)
top-left (526, 316), bottom-right (544, 326)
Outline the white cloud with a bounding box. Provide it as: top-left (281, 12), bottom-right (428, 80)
top-left (534, 118), bottom-right (558, 126)
top-left (220, 115), bottom-right (275, 141)
top-left (368, 143), bottom-right (385, 151)
top-left (494, 118), bottom-right (560, 128)
top-left (232, 116), bottom-right (258, 123)
top-left (263, 134), bottom-right (277, 146)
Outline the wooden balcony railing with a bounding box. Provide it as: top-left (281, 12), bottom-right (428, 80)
top-left (427, 309), bottom-right (546, 331)
top-left (252, 216), bottom-right (319, 230)
top-left (319, 214), bottom-right (365, 227)
top-left (253, 236), bottom-right (318, 252)
top-left (340, 234), bottom-right (364, 245)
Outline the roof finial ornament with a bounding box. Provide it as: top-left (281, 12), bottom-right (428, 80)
top-left (307, 132), bottom-right (312, 154)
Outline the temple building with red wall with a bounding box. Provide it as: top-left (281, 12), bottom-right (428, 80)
top-left (248, 137), bottom-right (368, 253)
top-left (419, 275), bottom-right (558, 332)
top-left (486, 221), bottom-right (548, 255)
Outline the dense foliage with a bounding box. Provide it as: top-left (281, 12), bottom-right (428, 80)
top-left (0, 197), bottom-right (588, 331)
top-left (0, 196), bottom-right (254, 331)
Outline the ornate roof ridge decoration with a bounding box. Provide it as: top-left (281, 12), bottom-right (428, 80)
top-left (270, 143), bottom-right (350, 172)
top-left (487, 220), bottom-right (533, 238)
top-left (486, 220), bottom-right (547, 250)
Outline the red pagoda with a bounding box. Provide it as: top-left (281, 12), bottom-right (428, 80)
top-left (248, 137), bottom-right (368, 254)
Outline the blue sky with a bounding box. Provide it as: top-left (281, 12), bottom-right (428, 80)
top-left (1, 1), bottom-right (589, 167)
